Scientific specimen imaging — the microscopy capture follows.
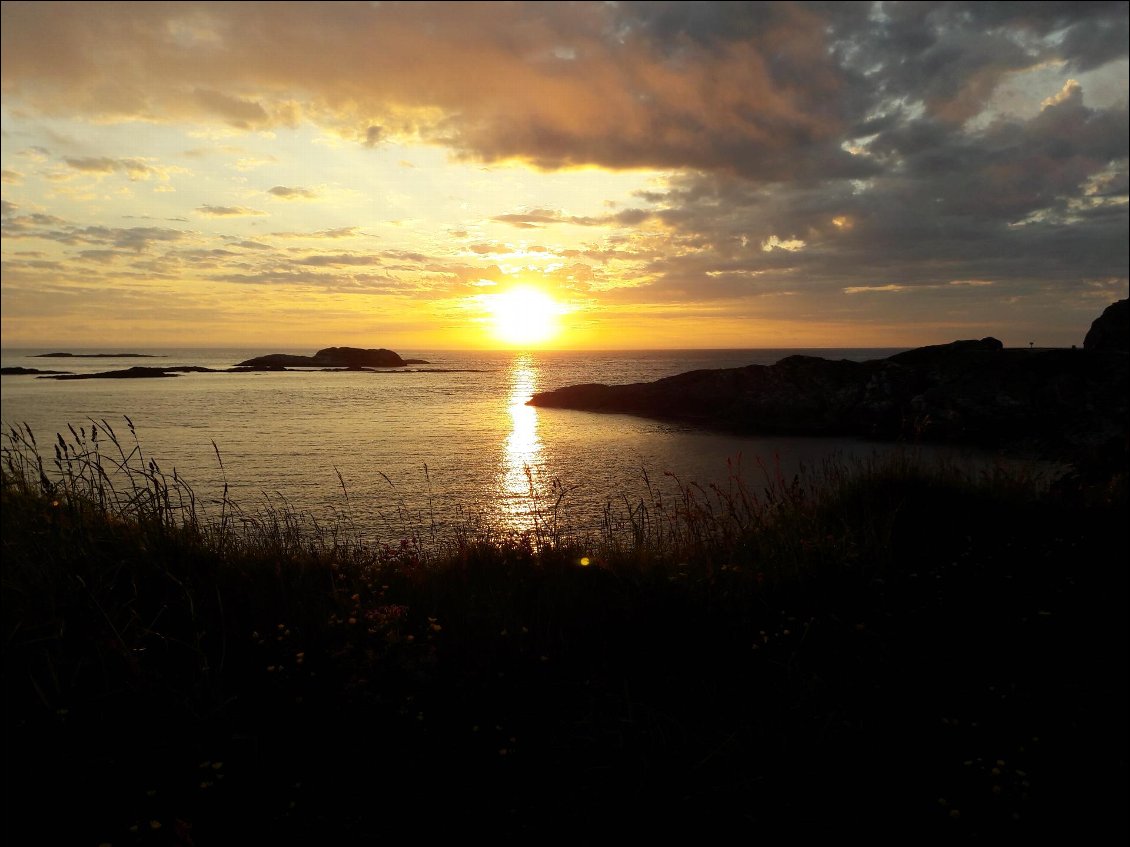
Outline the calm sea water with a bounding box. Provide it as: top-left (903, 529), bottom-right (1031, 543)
top-left (0, 347), bottom-right (1040, 544)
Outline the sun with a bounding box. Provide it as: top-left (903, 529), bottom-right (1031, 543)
top-left (486, 285), bottom-right (563, 346)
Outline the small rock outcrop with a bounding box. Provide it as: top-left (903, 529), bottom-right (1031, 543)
top-left (1083, 299), bottom-right (1129, 353)
top-left (236, 347), bottom-right (407, 369)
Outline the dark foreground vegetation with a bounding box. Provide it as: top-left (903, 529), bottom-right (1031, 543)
top-left (2, 421), bottom-right (1127, 844)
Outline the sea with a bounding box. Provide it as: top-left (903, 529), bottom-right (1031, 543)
top-left (0, 347), bottom-right (1051, 547)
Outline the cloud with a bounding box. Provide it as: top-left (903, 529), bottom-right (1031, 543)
top-left (762, 236), bottom-right (806, 253)
top-left (491, 207), bottom-right (651, 229)
top-left (268, 185), bottom-right (317, 200)
top-left (2, 169), bottom-right (24, 185)
top-left (2, 3), bottom-right (1124, 181)
top-left (492, 210), bottom-right (574, 228)
top-left (63, 156), bottom-right (180, 181)
top-left (0, 3), bottom-right (879, 179)
top-left (197, 204), bottom-right (266, 217)
top-left (1, 205), bottom-right (189, 253)
top-left (192, 88), bottom-right (272, 130)
top-left (270, 226), bottom-right (361, 239)
top-left (843, 284), bottom-right (911, 295)
top-left (295, 254), bottom-right (380, 267)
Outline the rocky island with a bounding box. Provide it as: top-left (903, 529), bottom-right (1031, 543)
top-left (2, 346), bottom-right (429, 378)
top-left (42, 366), bottom-right (218, 380)
top-left (235, 346), bottom-right (421, 370)
top-left (529, 299), bottom-right (1129, 459)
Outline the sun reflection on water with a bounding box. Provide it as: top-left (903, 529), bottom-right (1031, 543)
top-left (498, 353), bottom-right (544, 533)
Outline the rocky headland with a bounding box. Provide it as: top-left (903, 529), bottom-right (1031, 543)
top-left (529, 299), bottom-right (1129, 460)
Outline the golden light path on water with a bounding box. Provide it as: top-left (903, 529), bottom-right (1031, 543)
top-left (497, 353), bottom-right (544, 534)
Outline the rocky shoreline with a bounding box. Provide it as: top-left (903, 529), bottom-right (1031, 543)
top-left (529, 300), bottom-right (1129, 459)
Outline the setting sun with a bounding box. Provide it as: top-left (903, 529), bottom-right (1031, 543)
top-left (485, 286), bottom-right (564, 347)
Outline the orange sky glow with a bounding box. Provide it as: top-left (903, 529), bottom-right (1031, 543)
top-left (1, 2), bottom-right (1127, 350)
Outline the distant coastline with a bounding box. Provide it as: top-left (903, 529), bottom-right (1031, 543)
top-left (33, 352), bottom-right (160, 358)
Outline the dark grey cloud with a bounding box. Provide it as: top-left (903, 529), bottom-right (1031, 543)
top-left (585, 2), bottom-right (1129, 333)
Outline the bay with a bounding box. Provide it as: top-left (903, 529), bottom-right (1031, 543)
top-left (1, 347), bottom-right (1040, 546)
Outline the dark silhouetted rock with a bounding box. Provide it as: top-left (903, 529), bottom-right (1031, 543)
top-left (529, 327), bottom-right (1128, 459)
top-left (1083, 299), bottom-right (1129, 352)
top-left (236, 347), bottom-right (407, 369)
top-left (42, 367), bottom-right (181, 380)
top-left (33, 365), bottom-right (223, 379)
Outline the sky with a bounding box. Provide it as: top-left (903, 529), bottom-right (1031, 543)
top-left (1, 1), bottom-right (1127, 350)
